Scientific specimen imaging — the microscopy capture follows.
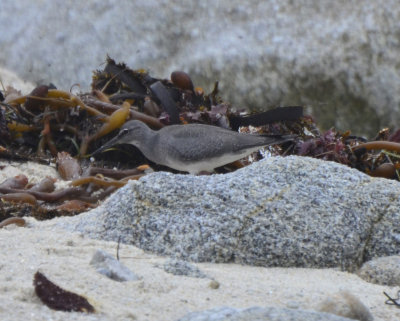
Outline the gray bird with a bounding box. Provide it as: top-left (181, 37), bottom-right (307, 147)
top-left (93, 120), bottom-right (294, 174)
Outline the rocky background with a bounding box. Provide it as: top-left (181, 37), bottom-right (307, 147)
top-left (1, 0), bottom-right (400, 136)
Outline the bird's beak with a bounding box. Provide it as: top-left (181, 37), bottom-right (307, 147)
top-left (91, 133), bottom-right (123, 156)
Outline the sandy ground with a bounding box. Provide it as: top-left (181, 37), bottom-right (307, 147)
top-left (0, 218), bottom-right (398, 321)
top-left (0, 161), bottom-right (398, 320)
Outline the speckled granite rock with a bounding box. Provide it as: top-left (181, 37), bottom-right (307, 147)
top-left (1, 1), bottom-right (400, 135)
top-left (161, 259), bottom-right (208, 278)
top-left (357, 255), bottom-right (400, 286)
top-left (176, 306), bottom-right (354, 321)
top-left (47, 156), bottom-right (400, 271)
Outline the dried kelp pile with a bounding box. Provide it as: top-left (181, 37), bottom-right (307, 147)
top-left (0, 56), bottom-right (399, 223)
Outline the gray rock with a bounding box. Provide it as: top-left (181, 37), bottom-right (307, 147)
top-left (357, 255), bottom-right (400, 286)
top-left (160, 259), bottom-right (207, 278)
top-left (318, 291), bottom-right (373, 321)
top-left (1, 1), bottom-right (400, 135)
top-left (89, 249), bottom-right (140, 282)
top-left (49, 156), bottom-right (400, 271)
top-left (176, 306), bottom-right (354, 321)
top-left (0, 67), bottom-right (34, 93)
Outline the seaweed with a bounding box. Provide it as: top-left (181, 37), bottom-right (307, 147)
top-left (0, 216), bottom-right (26, 228)
top-left (33, 271), bottom-right (95, 313)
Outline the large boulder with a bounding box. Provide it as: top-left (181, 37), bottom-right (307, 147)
top-left (1, 1), bottom-right (400, 135)
top-left (48, 156), bottom-right (400, 271)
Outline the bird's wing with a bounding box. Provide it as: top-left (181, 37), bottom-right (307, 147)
top-left (158, 124), bottom-right (269, 162)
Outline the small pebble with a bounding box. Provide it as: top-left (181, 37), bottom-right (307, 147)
top-left (318, 291), bottom-right (373, 321)
top-left (162, 259), bottom-right (207, 278)
top-left (90, 249), bottom-right (140, 282)
top-left (208, 280), bottom-right (220, 289)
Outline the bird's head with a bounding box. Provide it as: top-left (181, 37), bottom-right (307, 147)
top-left (91, 120), bottom-right (150, 155)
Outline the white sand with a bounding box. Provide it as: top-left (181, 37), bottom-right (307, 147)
top-left (0, 218), bottom-right (398, 321)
